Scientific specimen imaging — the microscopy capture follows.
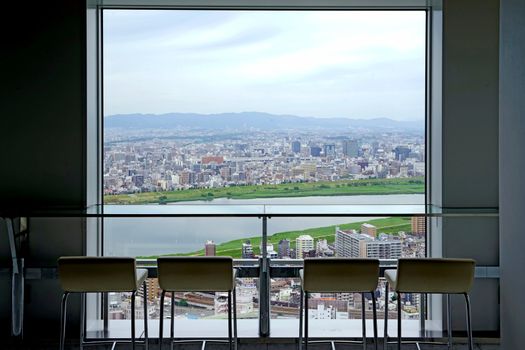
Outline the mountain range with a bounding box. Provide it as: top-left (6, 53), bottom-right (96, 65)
top-left (104, 112), bottom-right (423, 131)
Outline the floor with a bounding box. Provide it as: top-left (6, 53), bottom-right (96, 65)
top-left (4, 339), bottom-right (500, 350)
top-left (84, 319), bottom-right (442, 339)
top-left (5, 319), bottom-right (499, 349)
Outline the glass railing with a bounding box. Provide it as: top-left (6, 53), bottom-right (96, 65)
top-left (100, 211), bottom-right (425, 338)
top-left (1, 205), bottom-right (499, 339)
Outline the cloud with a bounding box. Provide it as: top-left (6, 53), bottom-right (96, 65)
top-left (103, 10), bottom-right (426, 121)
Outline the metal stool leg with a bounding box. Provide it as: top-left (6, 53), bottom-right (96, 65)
top-left (362, 293), bottom-right (367, 350)
top-left (384, 282), bottom-right (389, 350)
top-left (304, 292), bottom-right (309, 350)
top-left (59, 292), bottom-right (70, 350)
top-left (446, 294), bottom-right (453, 350)
top-left (464, 293), bottom-right (474, 350)
top-left (397, 293), bottom-right (401, 350)
top-left (159, 291), bottom-right (165, 350)
top-left (143, 282), bottom-right (149, 350)
top-left (228, 291), bottom-right (233, 350)
top-left (131, 291), bottom-right (137, 350)
top-left (298, 288), bottom-right (303, 350)
top-left (233, 288), bottom-right (238, 350)
top-left (80, 293), bottom-right (85, 350)
top-left (170, 293), bottom-right (175, 350)
top-left (372, 291), bottom-right (378, 350)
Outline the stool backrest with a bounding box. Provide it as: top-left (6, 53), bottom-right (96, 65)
top-left (396, 258), bottom-right (476, 293)
top-left (157, 257), bottom-right (234, 292)
top-left (58, 257), bottom-right (138, 292)
top-left (302, 258), bottom-right (380, 292)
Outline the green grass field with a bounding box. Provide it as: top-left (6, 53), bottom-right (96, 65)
top-left (105, 177), bottom-right (424, 205)
top-left (138, 217), bottom-right (412, 259)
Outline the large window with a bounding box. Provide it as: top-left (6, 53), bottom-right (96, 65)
top-left (103, 10), bottom-right (426, 206)
top-left (101, 8), bottom-right (427, 337)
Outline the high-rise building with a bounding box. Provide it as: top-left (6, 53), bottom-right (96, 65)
top-left (278, 239), bottom-right (290, 258)
top-left (242, 240), bottom-right (254, 259)
top-left (361, 223), bottom-right (378, 238)
top-left (291, 141), bottom-right (301, 153)
top-left (365, 238), bottom-right (402, 259)
top-left (310, 146), bottom-right (322, 157)
top-left (394, 146), bottom-right (411, 161)
top-left (179, 170), bottom-right (195, 185)
top-left (335, 229), bottom-right (401, 259)
top-left (335, 229), bottom-right (360, 257)
top-left (411, 216), bottom-right (426, 235)
top-left (146, 278), bottom-right (160, 302)
top-left (205, 240), bottom-right (216, 256)
top-left (342, 139), bottom-right (359, 157)
top-left (323, 144), bottom-right (336, 157)
top-left (296, 235), bottom-right (314, 259)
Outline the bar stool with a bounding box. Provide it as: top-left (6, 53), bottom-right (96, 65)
top-left (383, 258), bottom-right (476, 350)
top-left (157, 256), bottom-right (237, 350)
top-left (299, 258), bottom-right (380, 350)
top-left (58, 257), bottom-right (149, 350)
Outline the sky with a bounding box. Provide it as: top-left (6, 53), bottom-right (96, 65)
top-left (103, 10), bottom-right (426, 121)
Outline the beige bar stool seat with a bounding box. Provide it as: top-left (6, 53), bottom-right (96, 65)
top-left (157, 256), bottom-right (237, 350)
top-left (383, 258), bottom-right (476, 350)
top-left (58, 257), bottom-right (149, 350)
top-left (299, 258), bottom-right (380, 350)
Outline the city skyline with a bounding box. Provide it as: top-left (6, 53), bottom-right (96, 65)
top-left (104, 127), bottom-right (425, 199)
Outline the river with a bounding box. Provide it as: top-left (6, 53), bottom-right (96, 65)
top-left (104, 194), bottom-right (424, 256)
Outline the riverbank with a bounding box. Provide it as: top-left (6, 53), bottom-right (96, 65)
top-left (105, 177), bottom-right (424, 205)
top-left (138, 216), bottom-right (412, 259)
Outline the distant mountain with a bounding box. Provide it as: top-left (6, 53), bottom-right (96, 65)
top-left (104, 112), bottom-right (423, 131)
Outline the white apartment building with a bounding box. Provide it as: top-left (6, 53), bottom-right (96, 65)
top-left (335, 229), bottom-right (402, 259)
top-left (296, 234), bottom-right (314, 259)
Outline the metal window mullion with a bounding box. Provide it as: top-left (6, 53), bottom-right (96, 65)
top-left (259, 216), bottom-right (270, 337)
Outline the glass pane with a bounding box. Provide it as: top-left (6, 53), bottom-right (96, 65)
top-left (104, 217), bottom-right (261, 258)
top-left (103, 217), bottom-right (261, 337)
top-left (268, 216), bottom-right (425, 337)
top-left (103, 10), bottom-right (426, 207)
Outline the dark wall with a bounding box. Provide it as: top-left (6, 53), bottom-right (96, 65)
top-left (0, 0), bottom-right (86, 339)
top-left (499, 0), bottom-right (525, 348)
top-left (0, 0), bottom-right (86, 208)
top-left (442, 0), bottom-right (500, 208)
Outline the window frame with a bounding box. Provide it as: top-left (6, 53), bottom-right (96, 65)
top-left (86, 0), bottom-right (434, 339)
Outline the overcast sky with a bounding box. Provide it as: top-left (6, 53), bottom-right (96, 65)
top-left (104, 10), bottom-right (425, 121)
